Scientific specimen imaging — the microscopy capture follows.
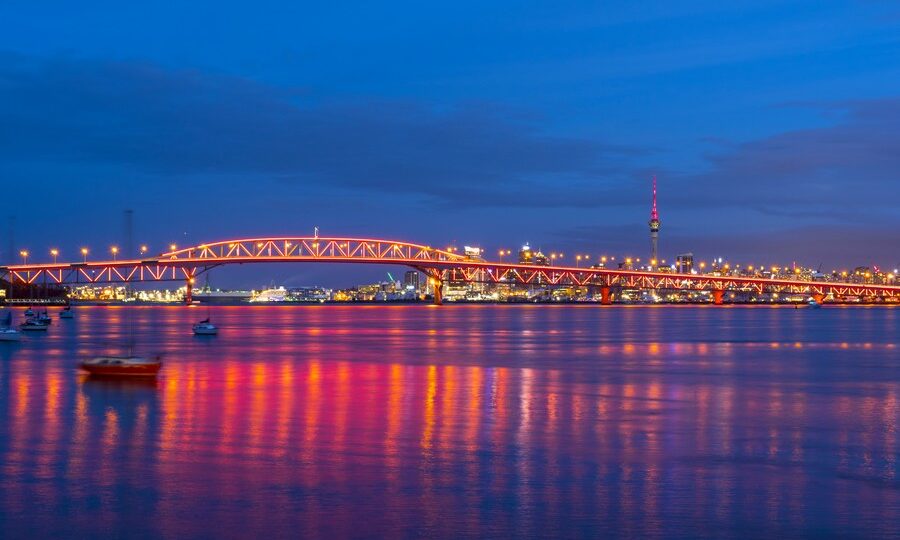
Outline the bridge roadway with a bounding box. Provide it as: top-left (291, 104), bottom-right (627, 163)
top-left (2, 236), bottom-right (898, 305)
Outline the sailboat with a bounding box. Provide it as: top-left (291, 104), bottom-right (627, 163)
top-left (0, 312), bottom-right (22, 342)
top-left (192, 316), bottom-right (218, 335)
top-left (79, 304), bottom-right (162, 377)
top-left (36, 308), bottom-right (52, 325)
top-left (20, 314), bottom-right (49, 331)
top-left (193, 274), bottom-right (219, 335)
top-left (59, 305), bottom-right (74, 319)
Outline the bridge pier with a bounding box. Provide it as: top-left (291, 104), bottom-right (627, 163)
top-left (185, 278), bottom-right (193, 305)
top-left (432, 278), bottom-right (443, 306)
top-left (712, 289), bottom-right (725, 305)
top-left (600, 286), bottom-right (612, 305)
top-left (811, 293), bottom-right (826, 305)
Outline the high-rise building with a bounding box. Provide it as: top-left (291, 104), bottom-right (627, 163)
top-left (676, 253), bottom-right (694, 274)
top-left (403, 270), bottom-right (420, 292)
top-left (649, 175), bottom-right (660, 265)
top-left (519, 243), bottom-right (550, 266)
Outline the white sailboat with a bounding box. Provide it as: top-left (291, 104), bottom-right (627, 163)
top-left (0, 312), bottom-right (22, 341)
top-left (192, 316), bottom-right (218, 335)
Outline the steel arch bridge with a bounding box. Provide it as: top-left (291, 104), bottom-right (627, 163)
top-left (3, 235), bottom-right (899, 304)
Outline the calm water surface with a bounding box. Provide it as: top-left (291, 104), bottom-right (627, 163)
top-left (0, 305), bottom-right (898, 539)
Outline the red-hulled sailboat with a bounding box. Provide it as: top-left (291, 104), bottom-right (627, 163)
top-left (79, 355), bottom-right (162, 377)
top-left (80, 289), bottom-right (162, 377)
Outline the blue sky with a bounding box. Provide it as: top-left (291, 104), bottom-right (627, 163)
top-left (1, 1), bottom-right (899, 285)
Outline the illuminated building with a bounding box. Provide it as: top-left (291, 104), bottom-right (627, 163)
top-left (403, 270), bottom-right (420, 292)
top-left (518, 243), bottom-right (549, 266)
top-left (676, 253), bottom-right (694, 274)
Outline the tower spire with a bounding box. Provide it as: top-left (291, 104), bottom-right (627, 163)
top-left (649, 175), bottom-right (660, 267)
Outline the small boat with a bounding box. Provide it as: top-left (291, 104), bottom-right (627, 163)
top-left (808, 300), bottom-right (822, 309)
top-left (0, 327), bottom-right (22, 341)
top-left (192, 317), bottom-right (218, 335)
top-left (37, 311), bottom-right (52, 325)
top-left (23, 307), bottom-right (34, 317)
top-left (0, 313), bottom-right (21, 341)
top-left (79, 356), bottom-right (162, 377)
top-left (59, 306), bottom-right (74, 319)
top-left (20, 318), bottom-right (49, 331)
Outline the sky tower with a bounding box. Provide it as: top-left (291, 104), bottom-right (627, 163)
top-left (649, 175), bottom-right (660, 267)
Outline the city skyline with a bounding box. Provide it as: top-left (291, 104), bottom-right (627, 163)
top-left (2, 2), bottom-right (899, 284)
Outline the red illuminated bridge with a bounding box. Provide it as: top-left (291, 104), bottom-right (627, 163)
top-left (3, 236), bottom-right (899, 305)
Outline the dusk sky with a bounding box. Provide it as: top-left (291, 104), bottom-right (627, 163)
top-left (2, 1), bottom-right (899, 285)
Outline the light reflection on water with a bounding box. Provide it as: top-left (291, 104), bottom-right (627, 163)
top-left (0, 304), bottom-right (898, 538)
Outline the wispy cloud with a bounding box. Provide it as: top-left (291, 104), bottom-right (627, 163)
top-left (0, 52), bottom-right (646, 208)
top-left (672, 98), bottom-right (900, 210)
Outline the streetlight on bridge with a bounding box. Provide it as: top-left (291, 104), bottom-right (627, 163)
top-left (111, 246), bottom-right (119, 261)
top-left (19, 250), bottom-right (28, 265)
top-left (50, 249), bottom-right (58, 264)
top-left (81, 247), bottom-right (88, 263)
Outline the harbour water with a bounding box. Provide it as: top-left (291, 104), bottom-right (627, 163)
top-left (0, 305), bottom-right (898, 538)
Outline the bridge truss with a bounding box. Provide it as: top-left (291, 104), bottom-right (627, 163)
top-left (2, 236), bottom-right (898, 304)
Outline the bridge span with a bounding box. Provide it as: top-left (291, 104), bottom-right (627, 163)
top-left (2, 236), bottom-right (898, 305)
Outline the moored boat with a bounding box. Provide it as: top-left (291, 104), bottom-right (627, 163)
top-left (59, 306), bottom-right (74, 319)
top-left (79, 356), bottom-right (162, 377)
top-left (0, 327), bottom-right (22, 341)
top-left (192, 317), bottom-right (218, 335)
top-left (0, 312), bottom-right (21, 341)
top-left (20, 318), bottom-right (49, 331)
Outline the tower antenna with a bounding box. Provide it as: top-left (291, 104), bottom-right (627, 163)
top-left (649, 175), bottom-right (660, 267)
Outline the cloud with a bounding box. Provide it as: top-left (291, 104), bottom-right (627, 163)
top-left (552, 222), bottom-right (900, 269)
top-left (674, 99), bottom-right (900, 211)
top-left (0, 52), bottom-right (644, 207)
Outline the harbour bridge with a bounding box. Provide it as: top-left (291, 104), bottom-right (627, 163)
top-left (2, 236), bottom-right (898, 305)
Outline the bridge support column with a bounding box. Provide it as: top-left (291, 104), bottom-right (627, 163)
top-left (811, 293), bottom-right (825, 305)
top-left (712, 289), bottom-right (725, 305)
top-left (185, 278), bottom-right (193, 305)
top-left (432, 278), bottom-right (443, 306)
top-left (600, 286), bottom-right (612, 305)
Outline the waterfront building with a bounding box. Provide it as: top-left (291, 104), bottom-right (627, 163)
top-left (403, 270), bottom-right (420, 292)
top-left (518, 244), bottom-right (550, 266)
top-left (676, 253), bottom-right (694, 274)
